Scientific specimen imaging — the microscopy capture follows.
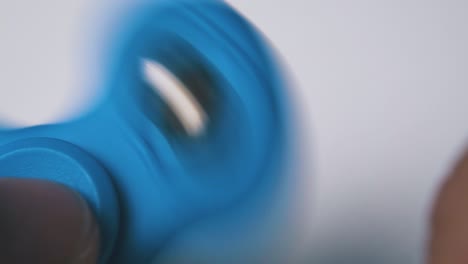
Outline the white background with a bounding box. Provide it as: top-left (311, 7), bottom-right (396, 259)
top-left (1, 1), bottom-right (468, 263)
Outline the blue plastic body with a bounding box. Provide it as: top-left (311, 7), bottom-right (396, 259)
top-left (0, 1), bottom-right (289, 263)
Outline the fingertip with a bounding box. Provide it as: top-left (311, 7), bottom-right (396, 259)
top-left (0, 178), bottom-right (100, 264)
top-left (428, 149), bottom-right (468, 264)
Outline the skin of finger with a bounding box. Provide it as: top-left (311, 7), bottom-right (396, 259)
top-left (0, 178), bottom-right (100, 264)
top-left (429, 148), bottom-right (468, 264)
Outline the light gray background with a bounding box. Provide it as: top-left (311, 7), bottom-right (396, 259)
top-left (1, 1), bottom-right (468, 263)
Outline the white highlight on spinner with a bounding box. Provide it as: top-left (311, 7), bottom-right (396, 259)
top-left (142, 59), bottom-right (207, 137)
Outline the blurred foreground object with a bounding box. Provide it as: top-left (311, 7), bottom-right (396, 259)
top-left (0, 0), bottom-right (299, 263)
top-left (429, 149), bottom-right (468, 264)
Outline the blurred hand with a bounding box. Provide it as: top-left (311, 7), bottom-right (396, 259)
top-left (0, 178), bottom-right (100, 264)
top-left (429, 148), bottom-right (468, 264)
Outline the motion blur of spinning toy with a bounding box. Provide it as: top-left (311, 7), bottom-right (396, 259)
top-left (0, 0), bottom-right (296, 263)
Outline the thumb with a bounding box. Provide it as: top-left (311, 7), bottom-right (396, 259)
top-left (0, 178), bottom-right (100, 264)
top-left (428, 148), bottom-right (468, 264)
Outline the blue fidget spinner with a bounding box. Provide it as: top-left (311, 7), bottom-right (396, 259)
top-left (0, 0), bottom-right (290, 263)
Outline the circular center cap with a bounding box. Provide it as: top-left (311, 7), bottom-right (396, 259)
top-left (0, 138), bottom-right (119, 264)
